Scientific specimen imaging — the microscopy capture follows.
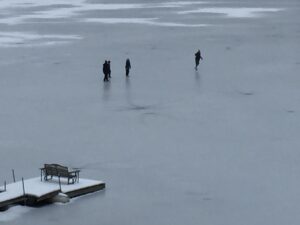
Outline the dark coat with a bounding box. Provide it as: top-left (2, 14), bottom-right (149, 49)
top-left (195, 50), bottom-right (203, 61)
top-left (103, 62), bottom-right (109, 74)
top-left (125, 59), bottom-right (131, 69)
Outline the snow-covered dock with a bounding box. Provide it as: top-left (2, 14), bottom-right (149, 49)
top-left (0, 177), bottom-right (105, 210)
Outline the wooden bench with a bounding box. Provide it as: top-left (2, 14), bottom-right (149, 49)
top-left (40, 164), bottom-right (80, 184)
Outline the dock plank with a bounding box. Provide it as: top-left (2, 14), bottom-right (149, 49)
top-left (0, 177), bottom-right (105, 209)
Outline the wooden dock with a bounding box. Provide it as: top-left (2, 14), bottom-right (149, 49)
top-left (0, 177), bottom-right (105, 211)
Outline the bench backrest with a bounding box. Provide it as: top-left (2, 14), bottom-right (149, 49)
top-left (44, 164), bottom-right (69, 177)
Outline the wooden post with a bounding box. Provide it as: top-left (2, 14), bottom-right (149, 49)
top-left (58, 176), bottom-right (62, 191)
top-left (21, 178), bottom-right (27, 206)
top-left (4, 181), bottom-right (6, 191)
top-left (12, 169), bottom-right (16, 183)
top-left (22, 177), bottom-right (25, 195)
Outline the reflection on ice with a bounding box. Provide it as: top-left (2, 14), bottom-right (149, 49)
top-left (178, 7), bottom-right (283, 18)
top-left (102, 81), bottom-right (112, 102)
top-left (84, 18), bottom-right (207, 27)
top-left (0, 32), bottom-right (81, 47)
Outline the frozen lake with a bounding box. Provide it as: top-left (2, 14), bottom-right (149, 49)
top-left (0, 0), bottom-right (300, 224)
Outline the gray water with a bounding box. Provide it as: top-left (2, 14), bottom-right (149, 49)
top-left (0, 0), bottom-right (300, 224)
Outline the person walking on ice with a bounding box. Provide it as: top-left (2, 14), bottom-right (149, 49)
top-left (103, 60), bottom-right (110, 82)
top-left (125, 58), bottom-right (131, 77)
top-left (195, 49), bottom-right (203, 71)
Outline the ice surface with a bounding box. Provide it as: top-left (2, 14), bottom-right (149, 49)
top-left (0, 0), bottom-right (299, 224)
top-left (0, 206), bottom-right (31, 222)
top-left (0, 1), bottom-right (205, 25)
top-left (84, 18), bottom-right (207, 27)
top-left (0, 1), bottom-right (205, 8)
top-left (178, 7), bottom-right (283, 18)
top-left (0, 1), bottom-right (280, 26)
top-left (0, 32), bottom-right (81, 47)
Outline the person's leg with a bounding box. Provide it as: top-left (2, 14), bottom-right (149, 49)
top-left (195, 59), bottom-right (200, 70)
